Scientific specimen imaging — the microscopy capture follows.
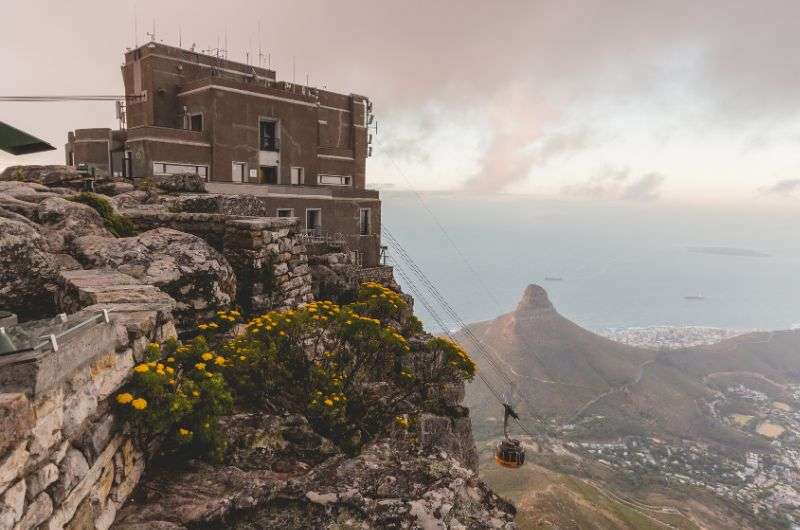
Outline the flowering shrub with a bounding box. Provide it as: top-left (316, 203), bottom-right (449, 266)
top-left (349, 281), bottom-right (408, 321)
top-left (426, 337), bottom-right (476, 380)
top-left (114, 340), bottom-right (233, 460)
top-left (115, 284), bottom-right (476, 458)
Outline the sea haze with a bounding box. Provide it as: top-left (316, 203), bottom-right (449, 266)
top-left (382, 192), bottom-right (800, 332)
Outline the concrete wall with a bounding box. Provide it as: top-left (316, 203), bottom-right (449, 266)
top-left (161, 191), bottom-right (382, 267)
top-left (64, 129), bottom-right (112, 175)
top-left (0, 290), bottom-right (177, 530)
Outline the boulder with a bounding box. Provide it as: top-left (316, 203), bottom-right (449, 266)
top-left (113, 413), bottom-right (339, 529)
top-left (72, 228), bottom-right (236, 329)
top-left (35, 197), bottom-right (111, 252)
top-left (0, 181), bottom-right (73, 202)
top-left (155, 173), bottom-right (206, 193)
top-left (0, 193), bottom-right (37, 221)
top-left (0, 165), bottom-right (83, 187)
top-left (114, 417), bottom-right (515, 530)
top-left (0, 218), bottom-right (60, 320)
top-left (48, 196), bottom-right (111, 240)
top-left (112, 190), bottom-right (160, 210)
top-left (94, 181), bottom-right (135, 196)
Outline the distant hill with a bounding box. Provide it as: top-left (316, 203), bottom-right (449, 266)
top-left (461, 285), bottom-right (654, 424)
top-left (459, 284), bottom-right (800, 448)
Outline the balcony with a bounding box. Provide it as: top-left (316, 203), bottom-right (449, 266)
top-left (259, 136), bottom-right (280, 152)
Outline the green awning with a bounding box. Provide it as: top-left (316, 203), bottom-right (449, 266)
top-left (0, 121), bottom-right (56, 155)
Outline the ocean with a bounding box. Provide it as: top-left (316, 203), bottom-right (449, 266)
top-left (381, 192), bottom-right (800, 333)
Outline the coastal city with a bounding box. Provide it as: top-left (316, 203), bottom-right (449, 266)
top-left (599, 325), bottom-right (748, 349)
top-left (553, 376), bottom-right (800, 527)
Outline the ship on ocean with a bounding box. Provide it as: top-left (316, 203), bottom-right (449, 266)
top-left (684, 294), bottom-right (706, 300)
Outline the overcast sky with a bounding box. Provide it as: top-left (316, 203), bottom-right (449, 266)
top-left (2, 0), bottom-right (800, 203)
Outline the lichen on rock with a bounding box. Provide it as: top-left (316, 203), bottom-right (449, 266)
top-left (72, 228), bottom-right (237, 329)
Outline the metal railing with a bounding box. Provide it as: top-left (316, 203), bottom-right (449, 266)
top-left (298, 229), bottom-right (347, 245)
top-left (0, 310), bottom-right (111, 360)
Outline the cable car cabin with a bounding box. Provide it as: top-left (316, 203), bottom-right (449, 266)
top-left (495, 439), bottom-right (525, 469)
top-left (495, 403), bottom-right (526, 469)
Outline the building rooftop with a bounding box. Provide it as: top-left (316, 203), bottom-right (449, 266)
top-left (124, 41), bottom-right (277, 81)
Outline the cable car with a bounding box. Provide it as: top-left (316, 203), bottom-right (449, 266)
top-left (495, 403), bottom-right (526, 469)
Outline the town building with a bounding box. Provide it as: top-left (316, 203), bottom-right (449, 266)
top-left (65, 41), bottom-right (382, 265)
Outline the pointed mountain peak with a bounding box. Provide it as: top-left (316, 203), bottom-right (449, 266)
top-left (515, 284), bottom-right (555, 314)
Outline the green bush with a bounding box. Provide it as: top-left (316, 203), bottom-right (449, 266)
top-left (68, 192), bottom-right (136, 237)
top-left (114, 340), bottom-right (234, 460)
top-left (115, 283), bottom-right (476, 459)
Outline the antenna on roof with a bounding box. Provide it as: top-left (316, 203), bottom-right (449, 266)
top-left (292, 56), bottom-right (296, 84)
top-left (257, 21), bottom-right (262, 68)
top-left (146, 19), bottom-right (156, 43)
top-left (179, 26), bottom-right (182, 48)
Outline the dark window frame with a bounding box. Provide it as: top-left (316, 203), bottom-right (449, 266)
top-left (189, 113), bottom-right (203, 132)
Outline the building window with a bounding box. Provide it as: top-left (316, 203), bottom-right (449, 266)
top-left (260, 166), bottom-right (278, 185)
top-left (359, 208), bottom-right (371, 236)
top-left (276, 208), bottom-right (294, 218)
top-left (290, 167), bottom-right (304, 185)
top-left (259, 120), bottom-right (279, 151)
top-left (317, 174), bottom-right (352, 186)
top-left (232, 162), bottom-right (246, 183)
top-left (306, 208), bottom-right (322, 232)
top-left (189, 113), bottom-right (203, 132)
top-left (153, 162), bottom-right (208, 180)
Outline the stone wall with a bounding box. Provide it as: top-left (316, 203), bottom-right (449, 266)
top-left (0, 292), bottom-right (176, 530)
top-left (123, 210), bottom-right (313, 313)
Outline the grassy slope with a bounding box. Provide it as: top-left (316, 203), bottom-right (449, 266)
top-left (479, 450), bottom-right (703, 530)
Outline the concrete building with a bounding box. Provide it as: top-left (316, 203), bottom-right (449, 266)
top-left (66, 42), bottom-right (382, 265)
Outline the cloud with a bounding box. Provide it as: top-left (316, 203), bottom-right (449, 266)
top-left (760, 179), bottom-right (800, 196)
top-left (562, 167), bottom-right (665, 201)
top-left (5, 1), bottom-right (800, 196)
top-left (462, 84), bottom-right (596, 192)
top-left (621, 172), bottom-right (666, 201)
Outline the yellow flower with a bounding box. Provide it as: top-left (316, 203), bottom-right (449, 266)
top-left (192, 390), bottom-right (200, 397)
top-left (134, 364), bottom-right (149, 373)
top-left (214, 356), bottom-right (226, 366)
top-left (279, 331), bottom-right (286, 337)
top-left (116, 393), bottom-right (134, 404)
top-left (195, 363), bottom-right (206, 371)
top-left (148, 342), bottom-right (161, 349)
top-left (168, 379), bottom-right (176, 385)
top-left (201, 352), bottom-right (214, 361)
top-left (239, 355), bottom-right (246, 361)
top-left (198, 324), bottom-right (209, 330)
top-left (131, 398), bottom-right (148, 410)
top-left (178, 428), bottom-right (192, 437)
top-left (166, 366), bottom-right (175, 375)
top-left (323, 399), bottom-right (334, 407)
top-left (208, 322), bottom-right (219, 329)
top-left (167, 357), bottom-right (175, 363)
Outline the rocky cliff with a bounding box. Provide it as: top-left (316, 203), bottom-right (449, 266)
top-left (0, 166), bottom-right (516, 530)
